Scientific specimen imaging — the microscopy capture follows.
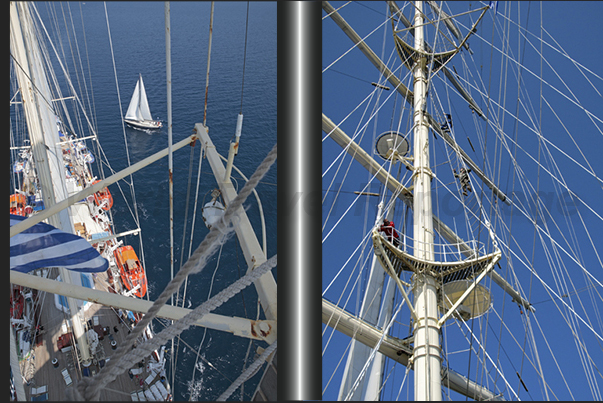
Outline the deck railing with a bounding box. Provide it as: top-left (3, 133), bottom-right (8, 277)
top-left (379, 226), bottom-right (485, 262)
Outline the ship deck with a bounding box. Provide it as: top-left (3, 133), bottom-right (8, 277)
top-left (21, 269), bottom-right (168, 401)
top-left (253, 351), bottom-right (277, 401)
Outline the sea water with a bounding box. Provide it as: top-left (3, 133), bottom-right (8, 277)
top-left (37, 2), bottom-right (277, 400)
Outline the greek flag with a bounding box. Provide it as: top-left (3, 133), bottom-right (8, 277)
top-left (10, 214), bottom-right (108, 273)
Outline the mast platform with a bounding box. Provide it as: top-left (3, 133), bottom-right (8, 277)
top-left (372, 228), bottom-right (501, 324)
top-left (372, 230), bottom-right (500, 284)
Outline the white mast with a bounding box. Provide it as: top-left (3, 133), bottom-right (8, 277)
top-left (10, 1), bottom-right (91, 367)
top-left (411, 1), bottom-right (441, 400)
top-left (165, 1), bottom-right (177, 394)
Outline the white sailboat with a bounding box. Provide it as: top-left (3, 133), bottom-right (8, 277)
top-left (124, 74), bottom-right (162, 130)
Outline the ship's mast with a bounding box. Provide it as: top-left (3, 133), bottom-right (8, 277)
top-left (411, 1), bottom-right (441, 400)
top-left (10, 1), bottom-right (91, 367)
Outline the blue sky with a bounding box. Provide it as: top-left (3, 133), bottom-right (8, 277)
top-left (322, 2), bottom-right (603, 400)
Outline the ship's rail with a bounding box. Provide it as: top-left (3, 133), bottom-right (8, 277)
top-left (378, 226), bottom-right (486, 262)
top-left (373, 228), bottom-right (500, 284)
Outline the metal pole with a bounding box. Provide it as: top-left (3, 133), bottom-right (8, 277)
top-left (204, 2), bottom-right (214, 126)
top-left (411, 1), bottom-right (441, 400)
top-left (165, 1), bottom-right (174, 304)
top-left (164, 1), bottom-right (176, 395)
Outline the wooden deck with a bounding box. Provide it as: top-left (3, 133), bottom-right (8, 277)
top-left (20, 269), bottom-right (169, 401)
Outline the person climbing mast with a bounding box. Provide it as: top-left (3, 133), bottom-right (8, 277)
top-left (454, 167), bottom-right (472, 196)
top-left (440, 113), bottom-right (453, 132)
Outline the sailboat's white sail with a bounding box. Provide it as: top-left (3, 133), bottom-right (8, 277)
top-left (125, 78), bottom-right (141, 120)
top-left (137, 75), bottom-right (153, 121)
top-left (124, 74), bottom-right (161, 129)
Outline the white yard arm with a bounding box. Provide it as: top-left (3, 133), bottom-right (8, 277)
top-left (10, 134), bottom-right (198, 238)
top-left (10, 270), bottom-right (275, 344)
top-left (322, 299), bottom-right (504, 401)
top-left (195, 123), bottom-right (277, 321)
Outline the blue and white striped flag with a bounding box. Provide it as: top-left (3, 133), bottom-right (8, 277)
top-left (10, 214), bottom-right (108, 273)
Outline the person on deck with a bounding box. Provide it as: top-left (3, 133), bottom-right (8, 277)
top-left (380, 218), bottom-right (400, 247)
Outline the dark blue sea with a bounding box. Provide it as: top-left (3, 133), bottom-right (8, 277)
top-left (35, 2), bottom-right (277, 400)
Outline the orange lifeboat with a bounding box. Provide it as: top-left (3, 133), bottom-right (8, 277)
top-left (114, 245), bottom-right (147, 298)
top-left (10, 194), bottom-right (27, 216)
top-left (92, 180), bottom-right (113, 210)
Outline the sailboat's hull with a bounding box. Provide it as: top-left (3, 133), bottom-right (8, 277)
top-left (124, 118), bottom-right (162, 130)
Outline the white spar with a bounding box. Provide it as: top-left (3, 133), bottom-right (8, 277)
top-left (10, 270), bottom-right (276, 344)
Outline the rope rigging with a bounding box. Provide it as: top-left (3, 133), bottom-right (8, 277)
top-left (322, 1), bottom-right (603, 400)
top-left (103, 1), bottom-right (147, 276)
top-left (67, 143), bottom-right (277, 401)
